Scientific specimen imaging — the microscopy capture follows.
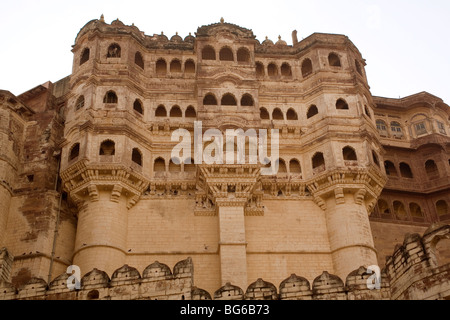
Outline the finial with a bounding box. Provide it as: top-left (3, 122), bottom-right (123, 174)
top-left (220, 17), bottom-right (224, 23)
top-left (161, 31), bottom-right (164, 35)
top-left (132, 23), bottom-right (135, 26)
top-left (278, 35), bottom-right (281, 40)
top-left (189, 32), bottom-right (192, 36)
top-left (100, 14), bottom-right (105, 22)
top-left (176, 32), bottom-right (178, 35)
top-left (265, 36), bottom-right (268, 40)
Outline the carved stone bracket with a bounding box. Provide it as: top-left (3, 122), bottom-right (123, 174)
top-left (195, 164), bottom-right (264, 216)
top-left (306, 166), bottom-right (387, 213)
top-left (61, 160), bottom-right (150, 211)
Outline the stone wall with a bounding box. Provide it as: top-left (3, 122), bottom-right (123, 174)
top-left (1, 224), bottom-right (448, 300)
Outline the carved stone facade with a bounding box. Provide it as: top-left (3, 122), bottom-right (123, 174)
top-left (0, 17), bottom-right (449, 300)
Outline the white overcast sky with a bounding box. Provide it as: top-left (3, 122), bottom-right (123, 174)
top-left (1, 0), bottom-right (449, 104)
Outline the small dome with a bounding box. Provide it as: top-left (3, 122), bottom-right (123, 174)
top-left (184, 32), bottom-right (195, 43)
top-left (262, 36), bottom-right (274, 46)
top-left (170, 32), bottom-right (183, 42)
top-left (158, 32), bottom-right (169, 42)
top-left (111, 18), bottom-right (125, 26)
top-left (276, 35), bottom-right (287, 46)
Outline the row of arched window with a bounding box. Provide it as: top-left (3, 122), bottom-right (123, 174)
top-left (80, 45), bottom-right (196, 74)
top-left (76, 92), bottom-right (199, 118)
top-left (201, 46), bottom-right (251, 62)
top-left (155, 105), bottom-right (196, 118)
top-left (384, 159), bottom-right (440, 180)
top-left (203, 93), bottom-right (255, 106)
top-left (259, 99), bottom-right (349, 121)
top-left (75, 93), bottom-right (145, 115)
top-left (69, 141), bottom-right (143, 166)
top-left (376, 120), bottom-right (403, 137)
top-left (377, 199), bottom-right (449, 221)
top-left (155, 58), bottom-right (196, 74)
top-left (80, 44), bottom-right (364, 79)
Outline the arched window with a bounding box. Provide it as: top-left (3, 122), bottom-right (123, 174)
top-left (384, 161), bottom-right (397, 177)
top-left (377, 199), bottom-right (391, 215)
top-left (170, 59), bottom-right (182, 73)
top-left (202, 46), bottom-right (216, 60)
top-left (170, 157), bottom-right (181, 173)
top-left (237, 48), bottom-right (250, 62)
top-left (156, 59), bottom-right (167, 75)
top-left (355, 59), bottom-right (363, 75)
top-left (376, 120), bottom-right (388, 135)
top-left (132, 148), bottom-right (143, 166)
top-left (400, 162), bottom-right (414, 178)
top-left (436, 200), bottom-right (448, 217)
top-left (185, 60), bottom-right (196, 73)
top-left (260, 108), bottom-right (270, 120)
top-left (343, 146), bottom-right (357, 161)
top-left (241, 94), bottom-right (254, 107)
top-left (272, 108), bottom-right (284, 120)
top-left (268, 63), bottom-right (278, 77)
top-left (289, 159), bottom-right (302, 174)
top-left (301, 58), bottom-right (313, 77)
top-left (103, 91), bottom-right (118, 104)
top-left (155, 105), bottom-right (167, 117)
top-left (307, 105), bottom-right (318, 119)
top-left (256, 62), bottom-right (265, 77)
top-left (185, 106), bottom-right (197, 118)
top-left (286, 108), bottom-right (298, 120)
top-left (336, 99), bottom-right (349, 110)
top-left (154, 158), bottom-right (166, 174)
top-left (312, 153), bottom-right (325, 173)
top-left (170, 105), bottom-right (183, 117)
top-left (277, 159), bottom-right (287, 174)
top-left (425, 160), bottom-right (439, 180)
top-left (80, 48), bottom-right (90, 65)
top-left (219, 47), bottom-right (234, 61)
top-left (133, 99), bottom-right (143, 115)
top-left (281, 63), bottom-right (292, 77)
top-left (76, 96), bottom-right (85, 110)
top-left (221, 94), bottom-right (237, 106)
top-left (135, 52), bottom-right (144, 69)
top-left (393, 201), bottom-right (407, 220)
top-left (372, 151), bottom-right (380, 167)
top-left (203, 93), bottom-right (218, 105)
top-left (328, 53), bottom-right (341, 67)
top-left (99, 140), bottom-right (115, 156)
top-left (69, 143), bottom-right (80, 161)
top-left (107, 43), bottom-right (121, 58)
top-left (409, 203), bottom-right (424, 219)
top-left (391, 122), bottom-right (403, 137)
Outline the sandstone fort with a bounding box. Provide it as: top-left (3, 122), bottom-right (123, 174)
top-left (0, 16), bottom-right (449, 300)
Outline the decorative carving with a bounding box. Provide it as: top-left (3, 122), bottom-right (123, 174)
top-left (354, 189), bottom-right (367, 205)
top-left (334, 187), bottom-right (345, 205)
top-left (87, 185), bottom-right (99, 202)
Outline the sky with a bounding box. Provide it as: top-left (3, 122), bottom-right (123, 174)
top-left (1, 0), bottom-right (449, 104)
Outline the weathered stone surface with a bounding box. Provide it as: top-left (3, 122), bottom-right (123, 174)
top-left (0, 16), bottom-right (449, 300)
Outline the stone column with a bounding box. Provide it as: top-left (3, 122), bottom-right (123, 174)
top-left (308, 169), bottom-right (386, 281)
top-left (324, 191), bottom-right (378, 280)
top-left (72, 186), bottom-right (128, 277)
top-left (216, 200), bottom-right (248, 291)
top-left (62, 164), bottom-right (149, 278)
